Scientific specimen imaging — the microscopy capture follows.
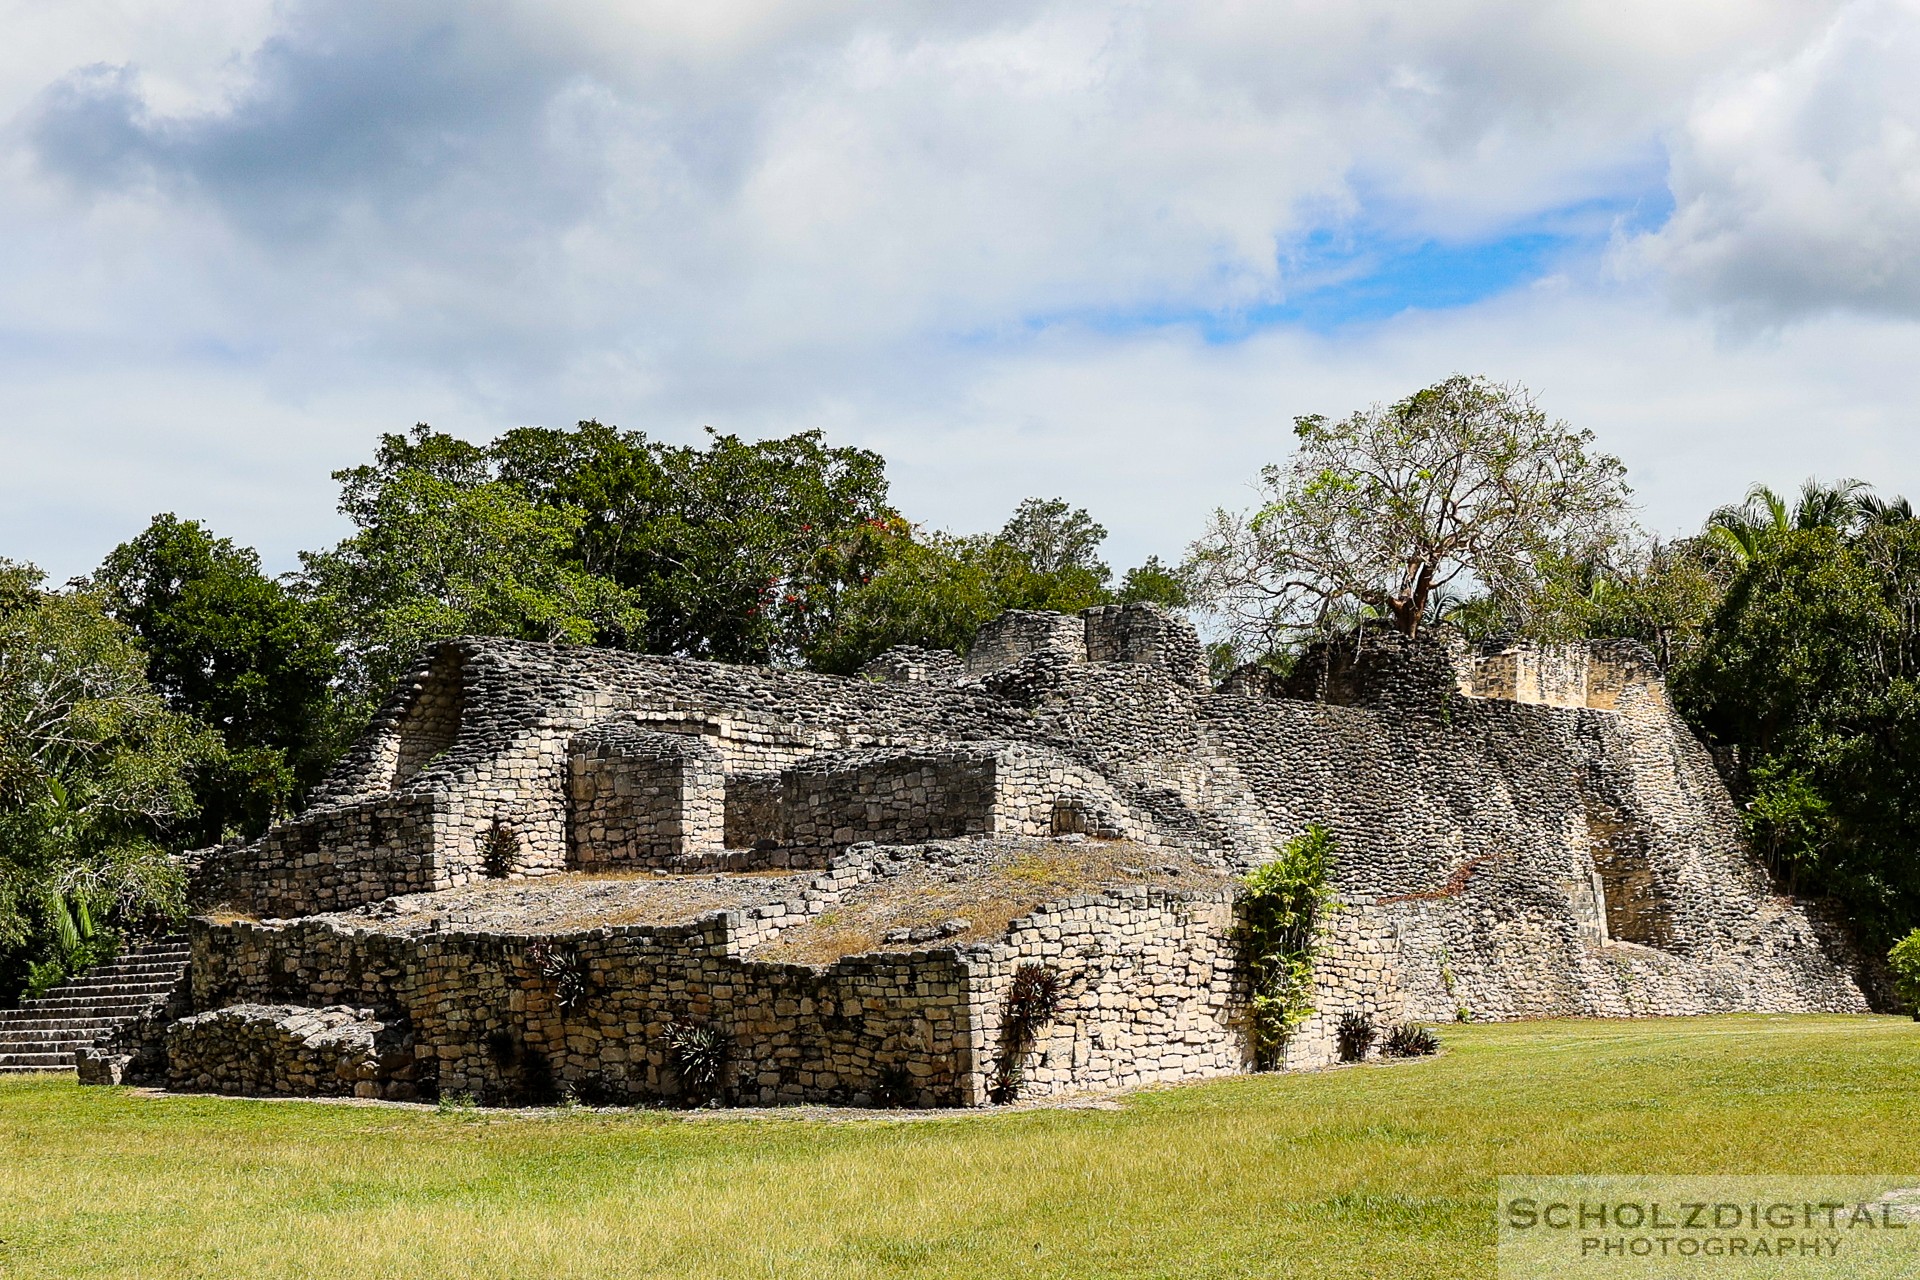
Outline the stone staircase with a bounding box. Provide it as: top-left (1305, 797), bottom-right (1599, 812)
top-left (0, 937), bottom-right (190, 1075)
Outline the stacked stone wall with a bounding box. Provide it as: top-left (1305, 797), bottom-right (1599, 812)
top-left (1200, 674), bottom-right (1873, 1021)
top-left (780, 747), bottom-right (1001, 855)
top-left (187, 913), bottom-right (975, 1107)
top-left (965, 610), bottom-right (1089, 675)
top-left (567, 723), bottom-right (725, 868)
top-left (166, 1004), bottom-right (417, 1100)
top-left (965, 888), bottom-right (1245, 1098)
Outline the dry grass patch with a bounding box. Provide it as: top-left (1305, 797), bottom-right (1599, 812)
top-left (750, 839), bottom-right (1230, 965)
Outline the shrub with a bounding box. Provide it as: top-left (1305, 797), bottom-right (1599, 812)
top-left (990, 964), bottom-right (1063, 1105)
top-left (1890, 929), bottom-right (1920, 1021)
top-left (1335, 1011), bottom-right (1376, 1062)
top-left (1005, 964), bottom-right (1062, 1040)
top-left (1382, 1024), bottom-right (1441, 1058)
top-left (986, 1061), bottom-right (1023, 1106)
top-left (525, 942), bottom-right (589, 1011)
top-left (1237, 825), bottom-right (1339, 1068)
top-left (482, 820), bottom-right (520, 879)
top-left (663, 1021), bottom-right (729, 1103)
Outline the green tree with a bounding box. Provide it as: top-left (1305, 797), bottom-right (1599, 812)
top-left (92, 515), bottom-right (346, 842)
top-left (298, 426), bottom-right (646, 706)
top-left (1677, 523), bottom-right (1920, 944)
top-left (804, 501), bottom-right (1117, 674)
top-left (997, 498), bottom-right (1110, 579)
top-left (1706, 478), bottom-right (1880, 563)
top-left (1187, 375), bottom-right (1631, 649)
top-left (0, 561), bottom-right (213, 1001)
top-left (495, 423), bottom-right (896, 665)
top-left (1115, 555), bottom-right (1191, 608)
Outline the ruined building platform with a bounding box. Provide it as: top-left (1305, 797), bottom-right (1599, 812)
top-left (82, 604), bottom-right (1877, 1106)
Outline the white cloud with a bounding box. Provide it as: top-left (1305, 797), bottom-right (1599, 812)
top-left (1630, 0), bottom-right (1920, 319)
top-left (0, 0), bottom-right (1914, 584)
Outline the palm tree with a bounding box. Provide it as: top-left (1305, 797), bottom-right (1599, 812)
top-left (1855, 492), bottom-right (1915, 526)
top-left (1707, 478), bottom-right (1877, 563)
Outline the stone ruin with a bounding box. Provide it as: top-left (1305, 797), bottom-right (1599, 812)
top-left (79, 603), bottom-right (1879, 1107)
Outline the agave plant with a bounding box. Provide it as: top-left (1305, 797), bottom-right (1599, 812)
top-left (1335, 1010), bottom-right (1376, 1062)
top-left (663, 1020), bottom-right (729, 1104)
top-left (1381, 1023), bottom-right (1441, 1058)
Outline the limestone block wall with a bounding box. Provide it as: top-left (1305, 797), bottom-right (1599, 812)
top-left (1461, 642), bottom-right (1595, 708)
top-left (723, 772), bottom-right (783, 851)
top-left (1016, 662), bottom-right (1279, 861)
top-left (966, 610), bottom-right (1089, 675)
top-left (1201, 673), bottom-right (1874, 1021)
top-left (964, 888), bottom-right (1246, 1099)
top-left (166, 1004), bottom-right (418, 1100)
top-left (1457, 637), bottom-right (1665, 711)
top-left (780, 747), bottom-right (1001, 855)
top-left (178, 882), bottom-right (1424, 1107)
top-left (201, 793), bottom-right (450, 917)
top-left (567, 723), bottom-right (725, 868)
top-left (1279, 908), bottom-right (1410, 1069)
top-left (186, 912), bottom-right (979, 1107)
top-left (1081, 604), bottom-right (1212, 692)
top-left (758, 744), bottom-right (1149, 861)
top-left (858, 646), bottom-right (964, 685)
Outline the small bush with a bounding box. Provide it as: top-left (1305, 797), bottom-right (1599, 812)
top-left (1005, 964), bottom-right (1062, 1039)
top-left (1335, 1011), bottom-right (1375, 1062)
top-left (990, 964), bottom-right (1062, 1106)
top-left (526, 942), bottom-right (589, 1011)
top-left (482, 820), bottom-right (520, 879)
top-left (663, 1021), bottom-right (729, 1104)
top-left (1890, 929), bottom-right (1920, 1021)
top-left (1381, 1024), bottom-right (1441, 1058)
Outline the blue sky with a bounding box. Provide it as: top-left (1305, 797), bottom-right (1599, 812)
top-left (2, 0), bottom-right (1917, 581)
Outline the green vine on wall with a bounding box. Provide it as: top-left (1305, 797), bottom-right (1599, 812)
top-left (1237, 824), bottom-right (1339, 1069)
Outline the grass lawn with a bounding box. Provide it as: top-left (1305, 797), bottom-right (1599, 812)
top-left (2, 1014), bottom-right (1916, 1279)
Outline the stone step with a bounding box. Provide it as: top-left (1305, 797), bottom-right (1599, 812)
top-left (51, 956), bottom-right (183, 971)
top-left (0, 939), bottom-right (189, 1080)
top-left (0, 1051), bottom-right (74, 1070)
top-left (30, 980), bottom-right (180, 998)
top-left (0, 1018), bottom-right (128, 1035)
top-left (63, 960), bottom-right (187, 979)
top-left (0, 1022), bottom-right (114, 1040)
top-left (0, 1038), bottom-right (98, 1055)
top-left (31, 982), bottom-right (180, 997)
top-left (0, 1019), bottom-right (114, 1036)
top-left (12, 996), bottom-right (164, 1014)
top-left (0, 1009), bottom-right (161, 1029)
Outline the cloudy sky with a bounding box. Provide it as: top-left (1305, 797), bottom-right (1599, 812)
top-left (3, 0), bottom-right (1917, 581)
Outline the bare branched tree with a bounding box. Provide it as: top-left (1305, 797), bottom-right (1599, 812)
top-left (1186, 375), bottom-right (1632, 650)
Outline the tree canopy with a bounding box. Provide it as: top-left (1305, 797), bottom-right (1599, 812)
top-left (1676, 522), bottom-right (1920, 944)
top-left (0, 561), bottom-right (210, 996)
top-left (93, 515), bottom-right (348, 842)
top-left (802, 500), bottom-right (1119, 675)
top-left (297, 426), bottom-right (647, 706)
top-left (1186, 375), bottom-right (1632, 651)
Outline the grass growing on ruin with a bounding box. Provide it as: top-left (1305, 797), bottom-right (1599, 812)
top-left (2, 1015), bottom-right (1917, 1279)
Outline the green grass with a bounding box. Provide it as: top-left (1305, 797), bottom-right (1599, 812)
top-left (1, 1015), bottom-right (1916, 1279)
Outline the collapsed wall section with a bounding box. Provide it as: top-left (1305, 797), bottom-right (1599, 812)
top-left (1201, 658), bottom-right (1873, 1020)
